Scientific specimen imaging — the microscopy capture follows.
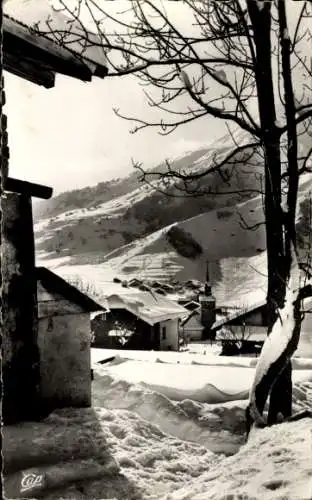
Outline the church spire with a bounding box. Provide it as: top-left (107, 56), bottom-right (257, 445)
top-left (204, 260), bottom-right (212, 296)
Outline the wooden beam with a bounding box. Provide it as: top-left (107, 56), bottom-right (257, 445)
top-left (4, 52), bottom-right (55, 88)
top-left (4, 177), bottom-right (53, 199)
top-left (4, 16), bottom-right (95, 83)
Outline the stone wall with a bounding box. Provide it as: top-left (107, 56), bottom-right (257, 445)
top-left (37, 313), bottom-right (91, 408)
top-left (2, 191), bottom-right (41, 424)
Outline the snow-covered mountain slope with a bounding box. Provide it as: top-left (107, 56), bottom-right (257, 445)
top-left (36, 172), bottom-right (312, 306)
top-left (34, 127), bottom-right (312, 307)
top-left (34, 129), bottom-right (262, 260)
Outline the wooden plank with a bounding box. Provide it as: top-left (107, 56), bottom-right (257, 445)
top-left (4, 52), bottom-right (55, 88)
top-left (4, 177), bottom-right (53, 199)
top-left (2, 192), bottom-right (42, 424)
top-left (3, 16), bottom-right (95, 82)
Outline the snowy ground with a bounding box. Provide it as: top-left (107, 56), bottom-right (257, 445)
top-left (3, 349), bottom-right (312, 499)
top-left (161, 417), bottom-right (312, 500)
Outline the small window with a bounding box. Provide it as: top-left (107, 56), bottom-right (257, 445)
top-left (162, 327), bottom-right (167, 340)
top-left (47, 317), bottom-right (54, 332)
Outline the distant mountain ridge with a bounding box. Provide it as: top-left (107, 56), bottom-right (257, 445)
top-left (34, 129), bottom-right (312, 306)
top-left (33, 127), bottom-right (255, 222)
top-left (33, 147), bottom-right (212, 221)
top-left (34, 128), bottom-right (264, 258)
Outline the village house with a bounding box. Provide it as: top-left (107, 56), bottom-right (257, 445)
top-left (36, 267), bottom-right (107, 411)
top-left (211, 300), bottom-right (268, 355)
top-left (180, 310), bottom-right (205, 342)
top-left (212, 297), bottom-right (312, 357)
top-left (92, 291), bottom-right (188, 351)
top-left (153, 287), bottom-right (167, 296)
top-left (128, 278), bottom-right (143, 288)
top-left (2, 1), bottom-right (108, 424)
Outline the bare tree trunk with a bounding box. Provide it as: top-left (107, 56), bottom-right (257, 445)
top-left (0, 2), bottom-right (3, 442)
top-left (267, 361), bottom-right (292, 424)
top-left (247, 0), bottom-right (292, 425)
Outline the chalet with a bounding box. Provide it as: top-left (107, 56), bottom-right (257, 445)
top-left (212, 297), bottom-right (312, 357)
top-left (153, 287), bottom-right (167, 296)
top-left (211, 300), bottom-right (268, 355)
top-left (128, 278), bottom-right (143, 288)
top-left (138, 284), bottom-right (151, 292)
top-left (185, 279), bottom-right (202, 290)
top-left (180, 310), bottom-right (204, 342)
top-left (160, 283), bottom-right (175, 293)
top-left (1, 1), bottom-right (108, 424)
top-left (36, 267), bottom-right (107, 411)
top-left (151, 280), bottom-right (164, 289)
top-left (92, 292), bottom-right (188, 351)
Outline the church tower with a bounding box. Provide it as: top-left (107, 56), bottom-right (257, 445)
top-left (198, 261), bottom-right (216, 339)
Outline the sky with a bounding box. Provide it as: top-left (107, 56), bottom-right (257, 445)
top-left (5, 71), bottom-right (224, 194)
top-left (4, 0), bottom-right (229, 195)
top-left (4, 0), bottom-right (308, 195)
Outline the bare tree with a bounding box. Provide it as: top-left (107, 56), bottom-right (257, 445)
top-left (109, 319), bottom-right (135, 347)
top-left (67, 275), bottom-right (100, 298)
top-left (34, 0), bottom-right (312, 427)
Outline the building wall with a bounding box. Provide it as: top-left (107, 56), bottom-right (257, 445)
top-left (296, 312), bottom-right (312, 357)
top-left (182, 329), bottom-right (203, 342)
top-left (159, 319), bottom-right (179, 351)
top-left (182, 314), bottom-right (204, 341)
top-left (37, 313), bottom-right (91, 408)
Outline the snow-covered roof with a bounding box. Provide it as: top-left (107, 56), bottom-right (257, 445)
top-left (211, 299), bottom-right (267, 331)
top-left (4, 0), bottom-right (108, 86)
top-left (37, 266), bottom-right (107, 313)
top-left (184, 300), bottom-right (201, 312)
top-left (106, 292), bottom-right (189, 326)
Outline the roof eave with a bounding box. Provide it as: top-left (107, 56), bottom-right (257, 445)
top-left (3, 14), bottom-right (108, 86)
top-left (4, 177), bottom-right (53, 199)
top-left (211, 300), bottom-right (267, 331)
top-left (140, 311), bottom-right (187, 326)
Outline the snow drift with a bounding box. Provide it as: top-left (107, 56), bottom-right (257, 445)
top-left (3, 406), bottom-right (219, 499)
top-left (3, 357), bottom-right (311, 499)
top-left (161, 417), bottom-right (312, 500)
top-left (93, 371), bottom-right (248, 455)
